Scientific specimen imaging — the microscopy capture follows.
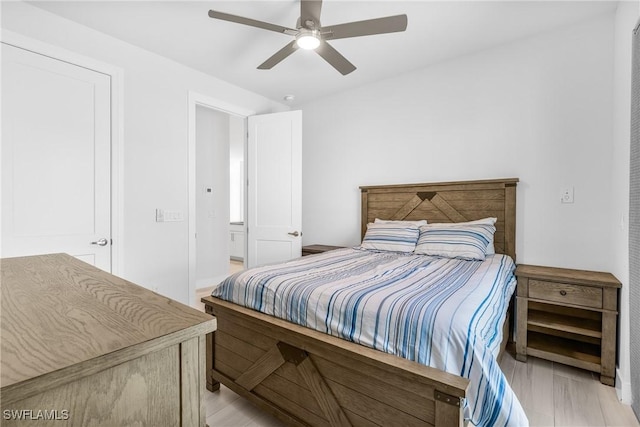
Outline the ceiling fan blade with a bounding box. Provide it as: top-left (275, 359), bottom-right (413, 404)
top-left (208, 10), bottom-right (297, 35)
top-left (322, 14), bottom-right (407, 40)
top-left (300, 0), bottom-right (323, 28)
top-left (316, 41), bottom-right (356, 75)
top-left (258, 40), bottom-right (300, 70)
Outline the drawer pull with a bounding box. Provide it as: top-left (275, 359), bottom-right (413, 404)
top-left (559, 290), bottom-right (567, 296)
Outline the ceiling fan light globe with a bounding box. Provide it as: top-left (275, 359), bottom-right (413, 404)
top-left (296, 34), bottom-right (320, 50)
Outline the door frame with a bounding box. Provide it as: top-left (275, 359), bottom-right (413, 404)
top-left (187, 91), bottom-right (255, 307)
top-left (1, 30), bottom-right (124, 275)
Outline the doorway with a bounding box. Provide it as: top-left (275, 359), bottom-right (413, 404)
top-left (194, 105), bottom-right (246, 289)
top-left (188, 92), bottom-right (255, 307)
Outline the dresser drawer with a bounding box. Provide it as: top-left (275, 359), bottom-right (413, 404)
top-left (529, 279), bottom-right (602, 308)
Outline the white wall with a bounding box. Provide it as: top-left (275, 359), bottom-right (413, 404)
top-left (612, 0), bottom-right (640, 405)
top-left (300, 13), bottom-right (614, 273)
top-left (1, 2), bottom-right (287, 304)
top-left (196, 106), bottom-right (230, 288)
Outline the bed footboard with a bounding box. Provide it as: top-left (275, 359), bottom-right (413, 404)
top-left (202, 297), bottom-right (468, 427)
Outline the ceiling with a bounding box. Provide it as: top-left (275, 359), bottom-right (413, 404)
top-left (30, 1), bottom-right (618, 106)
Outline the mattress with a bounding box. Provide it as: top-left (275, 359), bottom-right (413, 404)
top-left (212, 248), bottom-right (528, 427)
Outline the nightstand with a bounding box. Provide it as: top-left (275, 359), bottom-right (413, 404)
top-left (301, 244), bottom-right (345, 256)
top-left (515, 264), bottom-right (621, 386)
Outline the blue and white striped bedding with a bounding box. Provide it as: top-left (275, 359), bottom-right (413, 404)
top-left (212, 248), bottom-right (528, 427)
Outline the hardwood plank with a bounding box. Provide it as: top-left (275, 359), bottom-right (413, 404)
top-left (528, 301), bottom-right (602, 321)
top-left (515, 296), bottom-right (528, 361)
top-left (198, 334), bottom-right (206, 424)
top-left (217, 330), bottom-right (267, 361)
top-left (504, 181), bottom-right (517, 261)
top-left (206, 395), bottom-right (266, 427)
top-left (180, 337), bottom-right (200, 427)
top-left (296, 357), bottom-right (352, 427)
top-left (427, 195), bottom-right (468, 222)
top-left (206, 332), bottom-right (219, 392)
top-left (313, 355), bottom-right (434, 422)
top-left (599, 311), bottom-right (616, 382)
top-left (553, 375), bottom-right (605, 426)
top-left (390, 194), bottom-right (427, 220)
top-left (529, 280), bottom-right (602, 309)
top-left (325, 379), bottom-right (428, 427)
top-left (527, 310), bottom-right (601, 338)
top-left (361, 190), bottom-right (368, 240)
top-left (510, 357), bottom-right (555, 418)
top-left (527, 324), bottom-right (601, 346)
top-left (234, 347), bottom-right (285, 391)
top-left (514, 265), bottom-right (621, 288)
top-left (217, 317), bottom-right (277, 351)
top-left (360, 178), bottom-right (518, 192)
top-left (3, 345), bottom-right (180, 427)
top-left (527, 332), bottom-right (601, 372)
top-left (3, 319), bottom-right (215, 407)
top-left (434, 398), bottom-right (462, 427)
top-left (595, 382), bottom-right (640, 427)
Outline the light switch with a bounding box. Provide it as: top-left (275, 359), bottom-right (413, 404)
top-left (164, 210), bottom-right (184, 222)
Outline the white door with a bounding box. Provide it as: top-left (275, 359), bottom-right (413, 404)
top-left (1, 43), bottom-right (112, 271)
top-left (247, 111), bottom-right (302, 267)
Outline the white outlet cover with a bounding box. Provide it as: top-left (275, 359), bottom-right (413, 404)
top-left (561, 187), bottom-right (574, 203)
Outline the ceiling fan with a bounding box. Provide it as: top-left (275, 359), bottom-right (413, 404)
top-left (208, 0), bottom-right (408, 75)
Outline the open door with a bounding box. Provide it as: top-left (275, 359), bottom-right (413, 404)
top-left (246, 111), bottom-right (302, 268)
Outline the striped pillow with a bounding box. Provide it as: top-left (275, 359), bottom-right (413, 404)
top-left (423, 218), bottom-right (497, 255)
top-left (414, 223), bottom-right (496, 260)
top-left (361, 223), bottom-right (419, 253)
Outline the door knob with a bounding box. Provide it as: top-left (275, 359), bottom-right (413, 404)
top-left (287, 231), bottom-right (300, 237)
top-left (91, 238), bottom-right (109, 246)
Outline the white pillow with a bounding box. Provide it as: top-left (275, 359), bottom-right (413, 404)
top-left (414, 222), bottom-right (496, 261)
top-left (423, 218), bottom-right (497, 255)
top-left (374, 218), bottom-right (427, 226)
top-left (361, 223), bottom-right (420, 253)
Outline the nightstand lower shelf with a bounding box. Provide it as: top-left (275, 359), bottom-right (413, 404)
top-left (527, 331), bottom-right (601, 372)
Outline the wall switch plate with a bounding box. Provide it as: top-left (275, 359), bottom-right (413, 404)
top-left (156, 209), bottom-right (183, 222)
top-left (561, 187), bottom-right (574, 204)
top-left (164, 210), bottom-right (184, 222)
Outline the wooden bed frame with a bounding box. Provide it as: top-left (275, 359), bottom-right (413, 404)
top-left (202, 178), bottom-right (518, 427)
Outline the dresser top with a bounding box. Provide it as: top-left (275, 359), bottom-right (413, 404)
top-left (515, 264), bottom-right (621, 288)
top-left (1, 253), bottom-right (215, 389)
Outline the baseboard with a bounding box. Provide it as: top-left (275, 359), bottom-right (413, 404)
top-left (616, 367), bottom-right (633, 405)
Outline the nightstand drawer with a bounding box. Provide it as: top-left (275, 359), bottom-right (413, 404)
top-left (529, 279), bottom-right (602, 309)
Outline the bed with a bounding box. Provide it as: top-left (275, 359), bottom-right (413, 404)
top-left (202, 178), bottom-right (525, 427)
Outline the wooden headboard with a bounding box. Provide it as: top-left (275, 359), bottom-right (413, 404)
top-left (360, 178), bottom-right (518, 260)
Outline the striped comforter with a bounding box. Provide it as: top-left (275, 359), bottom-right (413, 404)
top-left (212, 248), bottom-right (528, 426)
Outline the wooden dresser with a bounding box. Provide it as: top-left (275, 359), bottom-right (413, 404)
top-left (515, 264), bottom-right (621, 386)
top-left (1, 253), bottom-right (217, 426)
